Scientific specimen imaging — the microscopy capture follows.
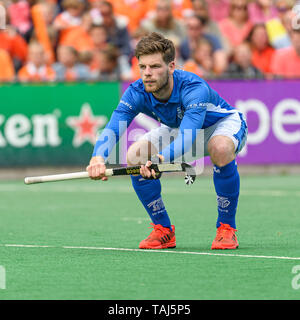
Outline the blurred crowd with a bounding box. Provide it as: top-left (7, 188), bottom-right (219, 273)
top-left (0, 0), bottom-right (300, 82)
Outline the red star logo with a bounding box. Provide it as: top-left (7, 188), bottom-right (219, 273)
top-left (66, 103), bottom-right (107, 147)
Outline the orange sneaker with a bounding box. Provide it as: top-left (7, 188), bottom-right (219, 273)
top-left (211, 223), bottom-right (239, 250)
top-left (139, 223), bottom-right (176, 249)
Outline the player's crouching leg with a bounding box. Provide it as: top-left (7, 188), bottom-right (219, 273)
top-left (127, 140), bottom-right (176, 249)
top-left (208, 135), bottom-right (240, 250)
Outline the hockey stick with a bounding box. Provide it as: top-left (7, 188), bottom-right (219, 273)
top-left (24, 163), bottom-right (196, 185)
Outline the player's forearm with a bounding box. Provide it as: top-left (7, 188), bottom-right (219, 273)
top-left (92, 128), bottom-right (118, 160)
top-left (89, 155), bottom-right (105, 165)
top-left (92, 109), bottom-right (134, 160)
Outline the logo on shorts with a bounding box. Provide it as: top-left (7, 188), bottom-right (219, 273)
top-left (217, 196), bottom-right (230, 208)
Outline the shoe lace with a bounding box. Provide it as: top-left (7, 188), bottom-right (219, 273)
top-left (216, 223), bottom-right (237, 240)
top-left (148, 223), bottom-right (169, 238)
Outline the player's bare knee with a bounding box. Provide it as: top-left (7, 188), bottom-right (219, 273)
top-left (126, 143), bottom-right (143, 166)
top-left (208, 136), bottom-right (235, 167)
top-left (126, 140), bottom-right (157, 166)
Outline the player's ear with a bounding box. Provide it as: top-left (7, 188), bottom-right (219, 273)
top-left (168, 60), bottom-right (175, 73)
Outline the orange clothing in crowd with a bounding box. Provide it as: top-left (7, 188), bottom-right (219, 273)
top-left (270, 47), bottom-right (300, 78)
top-left (251, 46), bottom-right (275, 74)
top-left (64, 69), bottom-right (78, 81)
top-left (107, 0), bottom-right (148, 32)
top-left (61, 26), bottom-right (94, 52)
top-left (0, 31), bottom-right (28, 63)
top-left (31, 4), bottom-right (55, 64)
top-left (218, 18), bottom-right (253, 47)
top-left (183, 60), bottom-right (205, 77)
top-left (146, 0), bottom-right (193, 19)
top-left (18, 63), bottom-right (56, 82)
top-left (54, 12), bottom-right (82, 44)
top-left (0, 49), bottom-right (15, 81)
top-left (131, 56), bottom-right (140, 81)
top-left (89, 45), bottom-right (110, 72)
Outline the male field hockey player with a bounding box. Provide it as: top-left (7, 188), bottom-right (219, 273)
top-left (87, 32), bottom-right (248, 250)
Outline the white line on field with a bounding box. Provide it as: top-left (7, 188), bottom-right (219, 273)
top-left (4, 244), bottom-right (53, 248)
top-left (1, 243), bottom-right (300, 261)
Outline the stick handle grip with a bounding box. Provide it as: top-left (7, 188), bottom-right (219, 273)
top-left (24, 169), bottom-right (114, 185)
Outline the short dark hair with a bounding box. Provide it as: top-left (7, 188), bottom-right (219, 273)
top-left (101, 45), bottom-right (120, 63)
top-left (100, 0), bottom-right (113, 12)
top-left (90, 24), bottom-right (107, 32)
top-left (134, 32), bottom-right (175, 64)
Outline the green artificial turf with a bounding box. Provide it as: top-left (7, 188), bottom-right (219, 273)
top-left (0, 174), bottom-right (300, 299)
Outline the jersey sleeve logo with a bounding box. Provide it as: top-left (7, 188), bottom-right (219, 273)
top-left (185, 102), bottom-right (214, 110)
top-left (120, 100), bottom-right (133, 110)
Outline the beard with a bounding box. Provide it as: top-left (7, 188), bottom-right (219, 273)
top-left (143, 70), bottom-right (170, 94)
